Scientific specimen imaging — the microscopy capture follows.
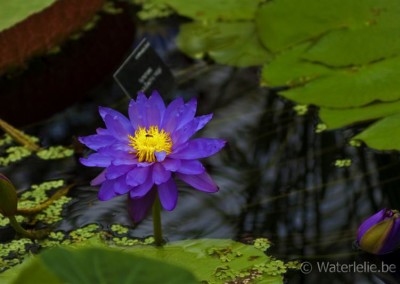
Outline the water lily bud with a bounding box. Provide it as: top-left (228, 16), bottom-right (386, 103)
top-left (357, 209), bottom-right (400, 255)
top-left (0, 173), bottom-right (17, 217)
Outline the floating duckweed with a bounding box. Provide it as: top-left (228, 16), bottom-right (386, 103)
top-left (0, 214), bottom-right (24, 227)
top-left (349, 139), bottom-right (362, 147)
top-left (133, 0), bottom-right (173, 20)
top-left (36, 196), bottom-right (72, 224)
top-left (49, 231), bottom-right (66, 240)
top-left (207, 247), bottom-right (243, 263)
top-left (31, 180), bottom-right (65, 191)
top-left (315, 123), bottom-right (327, 133)
top-left (82, 15), bottom-right (101, 32)
top-left (334, 159), bottom-right (352, 168)
top-left (293, 104), bottom-right (308, 116)
top-left (143, 236), bottom-right (155, 245)
top-left (0, 146), bottom-right (32, 166)
top-left (0, 134), bottom-right (13, 147)
top-left (103, 1), bottom-right (123, 14)
top-left (214, 265), bottom-right (235, 281)
top-left (47, 46), bottom-right (61, 55)
top-left (110, 224), bottom-right (129, 235)
top-left (37, 146), bottom-right (74, 160)
top-left (0, 238), bottom-right (34, 271)
top-left (70, 224), bottom-right (101, 242)
top-left (253, 238), bottom-right (271, 251)
top-left (286, 260), bottom-right (301, 269)
top-left (112, 237), bottom-right (141, 246)
top-left (254, 260), bottom-right (287, 276)
top-left (18, 180), bottom-right (65, 210)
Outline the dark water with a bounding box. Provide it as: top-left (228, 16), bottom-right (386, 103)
top-left (2, 7), bottom-right (400, 284)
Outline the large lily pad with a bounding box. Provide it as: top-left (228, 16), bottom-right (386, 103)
top-left (2, 237), bottom-right (294, 284)
top-left (177, 21), bottom-right (271, 67)
top-left (257, 0), bottom-right (400, 150)
top-left (8, 247), bottom-right (198, 284)
top-left (163, 0), bottom-right (259, 21)
top-left (0, 0), bottom-right (55, 33)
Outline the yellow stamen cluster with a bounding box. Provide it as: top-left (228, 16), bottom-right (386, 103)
top-left (128, 126), bottom-right (172, 162)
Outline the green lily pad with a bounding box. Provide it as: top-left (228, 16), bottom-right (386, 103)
top-left (1, 237), bottom-right (294, 284)
top-left (0, 0), bottom-right (56, 33)
top-left (177, 21), bottom-right (271, 67)
top-left (303, 1), bottom-right (400, 67)
top-left (8, 247), bottom-right (198, 284)
top-left (255, 0), bottom-right (379, 53)
top-left (260, 43), bottom-right (333, 87)
top-left (352, 113), bottom-right (400, 150)
top-left (163, 0), bottom-right (259, 21)
top-left (320, 100), bottom-right (400, 130)
top-left (279, 55), bottom-right (400, 108)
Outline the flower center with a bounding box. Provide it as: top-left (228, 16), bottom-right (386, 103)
top-left (128, 126), bottom-right (172, 162)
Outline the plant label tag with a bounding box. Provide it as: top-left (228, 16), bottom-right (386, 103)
top-left (113, 38), bottom-right (175, 98)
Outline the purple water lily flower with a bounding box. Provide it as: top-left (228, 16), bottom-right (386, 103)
top-left (357, 209), bottom-right (400, 255)
top-left (79, 91), bottom-right (226, 222)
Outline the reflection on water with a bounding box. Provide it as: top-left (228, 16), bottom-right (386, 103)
top-left (2, 11), bottom-right (400, 284)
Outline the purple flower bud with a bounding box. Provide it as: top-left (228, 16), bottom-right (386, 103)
top-left (0, 173), bottom-right (17, 217)
top-left (357, 209), bottom-right (400, 255)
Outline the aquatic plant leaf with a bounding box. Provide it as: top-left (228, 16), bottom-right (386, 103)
top-left (320, 100), bottom-right (400, 130)
top-left (177, 21), bottom-right (271, 67)
top-left (352, 113), bottom-right (400, 151)
top-left (9, 247), bottom-right (198, 284)
top-left (255, 0), bottom-right (386, 53)
top-left (0, 0), bottom-right (55, 33)
top-left (260, 43), bottom-right (333, 87)
top-left (279, 56), bottom-right (400, 108)
top-left (255, 0), bottom-right (400, 150)
top-left (302, 2), bottom-right (400, 67)
top-left (127, 239), bottom-right (286, 283)
top-left (163, 0), bottom-right (259, 20)
top-left (2, 239), bottom-right (288, 283)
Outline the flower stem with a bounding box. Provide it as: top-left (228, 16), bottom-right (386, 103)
top-left (8, 215), bottom-right (50, 239)
top-left (152, 195), bottom-right (164, 246)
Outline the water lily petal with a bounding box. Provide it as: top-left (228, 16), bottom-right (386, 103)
top-left (171, 119), bottom-right (199, 148)
top-left (177, 160), bottom-right (205, 175)
top-left (147, 90), bottom-right (165, 126)
top-left (162, 158), bottom-right (181, 171)
top-left (126, 166), bottom-right (150, 187)
top-left (104, 115), bottom-right (130, 142)
top-left (170, 138), bottom-right (226, 160)
top-left (158, 178), bottom-right (178, 211)
top-left (161, 97), bottom-right (184, 132)
top-left (357, 209), bottom-right (387, 243)
top-left (194, 114), bottom-right (213, 131)
top-left (98, 180), bottom-right (117, 201)
top-left (79, 134), bottom-right (116, 151)
top-left (90, 170), bottom-right (106, 186)
top-left (378, 217), bottom-right (400, 254)
top-left (128, 189), bottom-right (156, 223)
top-left (105, 165), bottom-right (134, 180)
top-left (99, 107), bottom-right (133, 133)
top-left (80, 154), bottom-right (113, 167)
top-left (128, 92), bottom-right (148, 129)
top-left (113, 176), bottom-right (131, 195)
top-left (130, 175), bottom-right (154, 198)
top-left (177, 172), bottom-right (219, 192)
top-left (152, 163), bottom-right (171, 185)
top-left (176, 98), bottom-right (197, 130)
top-left (155, 151), bottom-right (167, 162)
